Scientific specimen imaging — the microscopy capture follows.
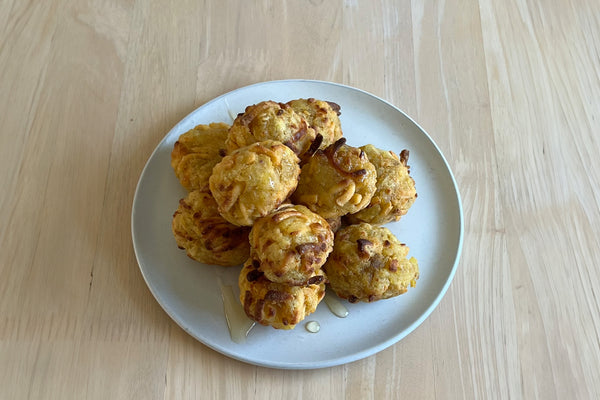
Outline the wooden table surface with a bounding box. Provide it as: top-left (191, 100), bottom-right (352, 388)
top-left (2, 0), bottom-right (599, 398)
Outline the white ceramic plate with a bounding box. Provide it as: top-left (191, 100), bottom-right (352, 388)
top-left (131, 80), bottom-right (463, 369)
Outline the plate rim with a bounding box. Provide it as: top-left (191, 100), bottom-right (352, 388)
top-left (131, 79), bottom-right (464, 369)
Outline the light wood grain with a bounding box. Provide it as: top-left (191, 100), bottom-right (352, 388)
top-left (1, 0), bottom-right (599, 399)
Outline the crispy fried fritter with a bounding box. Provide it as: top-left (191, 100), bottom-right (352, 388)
top-left (238, 258), bottom-right (326, 330)
top-left (323, 223), bottom-right (419, 303)
top-left (292, 138), bottom-right (377, 219)
top-left (209, 140), bottom-right (300, 226)
top-left (171, 123), bottom-right (229, 192)
top-left (226, 101), bottom-right (317, 160)
top-left (287, 98), bottom-right (342, 149)
top-left (346, 146), bottom-right (417, 225)
top-left (172, 190), bottom-right (250, 266)
top-left (249, 204), bottom-right (333, 285)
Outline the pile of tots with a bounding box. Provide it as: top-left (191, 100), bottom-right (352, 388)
top-left (171, 98), bottom-right (419, 330)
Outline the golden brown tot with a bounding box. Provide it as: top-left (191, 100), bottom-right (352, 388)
top-left (323, 223), bottom-right (419, 303)
top-left (292, 138), bottom-right (377, 219)
top-left (172, 190), bottom-right (250, 266)
top-left (209, 140), bottom-right (300, 226)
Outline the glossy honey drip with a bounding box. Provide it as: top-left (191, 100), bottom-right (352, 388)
top-left (323, 291), bottom-right (349, 318)
top-left (220, 284), bottom-right (255, 343)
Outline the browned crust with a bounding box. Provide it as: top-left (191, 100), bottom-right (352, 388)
top-left (321, 138), bottom-right (368, 178)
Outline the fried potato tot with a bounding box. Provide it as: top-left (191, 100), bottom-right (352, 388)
top-left (209, 140), bottom-right (300, 226)
top-left (226, 101), bottom-right (317, 160)
top-left (323, 223), bottom-right (419, 303)
top-left (171, 123), bottom-right (229, 192)
top-left (346, 146), bottom-right (417, 225)
top-left (249, 204), bottom-right (333, 285)
top-left (292, 138), bottom-right (377, 219)
top-left (287, 98), bottom-right (342, 149)
top-left (172, 190), bottom-right (250, 266)
top-left (238, 258), bottom-right (326, 330)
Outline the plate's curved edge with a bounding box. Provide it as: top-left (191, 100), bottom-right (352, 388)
top-left (131, 79), bottom-right (464, 370)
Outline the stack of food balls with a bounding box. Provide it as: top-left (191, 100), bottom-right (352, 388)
top-left (171, 98), bottom-right (419, 330)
